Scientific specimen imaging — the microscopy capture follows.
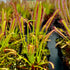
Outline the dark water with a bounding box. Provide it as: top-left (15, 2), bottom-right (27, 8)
top-left (47, 32), bottom-right (65, 70)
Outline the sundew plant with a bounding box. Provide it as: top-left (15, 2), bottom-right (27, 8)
top-left (0, 1), bottom-right (60, 70)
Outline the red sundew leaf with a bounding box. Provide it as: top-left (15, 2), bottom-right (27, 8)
top-left (62, 0), bottom-right (67, 17)
top-left (36, 2), bottom-right (43, 35)
top-left (58, 0), bottom-right (66, 21)
top-left (46, 9), bottom-right (60, 30)
top-left (4, 49), bottom-right (6, 53)
top-left (39, 5), bottom-right (44, 28)
top-left (62, 0), bottom-right (69, 25)
top-left (62, 0), bottom-right (70, 23)
top-left (28, 22), bottom-right (31, 30)
top-left (41, 9), bottom-right (60, 32)
top-left (33, 2), bottom-right (43, 29)
top-left (35, 2), bottom-right (39, 28)
top-left (41, 16), bottom-right (51, 32)
top-left (10, 2), bottom-right (22, 33)
top-left (4, 49), bottom-right (16, 53)
top-left (1, 21), bottom-right (6, 33)
top-left (44, 30), bottom-right (55, 41)
top-left (18, 17), bottom-right (22, 32)
top-left (22, 18), bottom-right (32, 30)
top-left (58, 0), bottom-right (69, 25)
top-left (41, 29), bottom-right (55, 44)
top-left (4, 47), bottom-right (8, 52)
top-left (27, 44), bottom-right (35, 54)
top-left (4, 49), bottom-right (17, 56)
top-left (8, 52), bottom-right (17, 56)
top-left (10, 18), bottom-right (16, 33)
top-left (53, 26), bottom-right (67, 39)
top-left (36, 4), bottom-right (39, 20)
top-left (31, 65), bottom-right (35, 70)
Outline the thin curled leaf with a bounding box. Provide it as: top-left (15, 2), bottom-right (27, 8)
top-left (49, 61), bottom-right (54, 69)
top-left (61, 44), bottom-right (67, 49)
top-left (55, 40), bottom-right (63, 47)
top-left (54, 26), bottom-right (67, 39)
top-left (4, 49), bottom-right (16, 53)
top-left (62, 0), bottom-right (70, 22)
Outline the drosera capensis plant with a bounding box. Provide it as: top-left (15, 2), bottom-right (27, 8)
top-left (11, 1), bottom-right (56, 70)
top-left (54, 0), bottom-right (70, 68)
top-left (0, 1), bottom-right (60, 70)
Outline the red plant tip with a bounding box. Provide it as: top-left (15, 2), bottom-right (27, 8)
top-left (55, 9), bottom-right (61, 12)
top-left (58, 19), bottom-right (63, 23)
top-left (53, 29), bottom-right (55, 32)
top-left (28, 22), bottom-right (30, 25)
top-left (10, 1), bottom-right (13, 5)
top-left (53, 26), bottom-right (56, 32)
top-left (28, 44), bottom-right (34, 54)
top-left (63, 0), bottom-right (65, 3)
top-left (4, 50), bottom-right (6, 53)
top-left (53, 26), bottom-right (55, 29)
top-left (4, 47), bottom-right (8, 52)
top-left (4, 32), bottom-right (6, 35)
